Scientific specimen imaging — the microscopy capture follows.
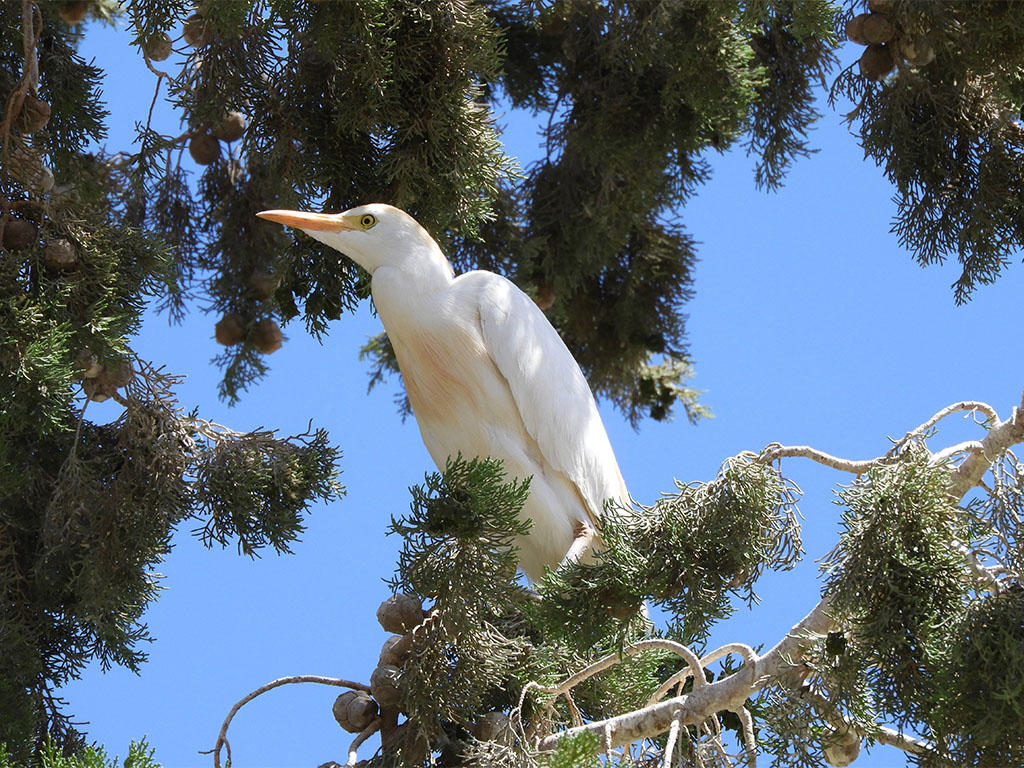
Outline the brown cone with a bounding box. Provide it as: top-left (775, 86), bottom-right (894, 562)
top-left (189, 133), bottom-right (221, 166)
top-left (2, 219), bottom-right (37, 251)
top-left (43, 239), bottom-right (78, 271)
top-left (252, 318), bottom-right (283, 354)
top-left (859, 45), bottom-right (895, 81)
top-left (183, 14), bottom-right (210, 47)
top-left (143, 32), bottom-right (173, 62)
top-left (18, 94), bottom-right (51, 134)
top-left (215, 313), bottom-right (246, 346)
top-left (861, 14), bottom-right (896, 45)
top-left (212, 111), bottom-right (247, 142)
top-left (59, 1), bottom-right (89, 24)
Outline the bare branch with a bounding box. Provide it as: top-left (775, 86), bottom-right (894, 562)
top-left (529, 638), bottom-right (706, 701)
top-left (756, 399), bottom-right (1009, 477)
top-left (888, 400), bottom-right (1000, 457)
top-left (203, 675), bottom-right (371, 768)
top-left (733, 706), bottom-right (757, 767)
top-left (536, 596), bottom-right (830, 752)
top-left (347, 717), bottom-right (381, 767)
top-left (950, 539), bottom-right (1008, 594)
top-left (948, 392), bottom-right (1024, 500)
top-left (662, 710), bottom-right (684, 768)
top-left (647, 644), bottom-right (759, 707)
top-left (1, 0), bottom-right (43, 161)
top-left (754, 444), bottom-right (883, 474)
top-left (930, 440), bottom-right (985, 467)
top-left (796, 685), bottom-right (930, 757)
top-left (876, 724), bottom-right (929, 755)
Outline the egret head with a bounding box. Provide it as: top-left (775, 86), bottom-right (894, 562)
top-left (257, 203), bottom-right (444, 275)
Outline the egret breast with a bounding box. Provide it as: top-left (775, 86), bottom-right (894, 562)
top-left (393, 324), bottom-right (504, 453)
top-left (389, 321), bottom-right (584, 578)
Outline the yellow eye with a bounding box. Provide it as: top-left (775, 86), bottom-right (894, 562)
top-left (359, 214), bottom-right (377, 229)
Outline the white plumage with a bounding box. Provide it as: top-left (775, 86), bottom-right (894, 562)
top-left (257, 203), bottom-right (630, 580)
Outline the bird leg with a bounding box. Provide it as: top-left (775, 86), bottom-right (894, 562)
top-left (559, 520), bottom-right (596, 569)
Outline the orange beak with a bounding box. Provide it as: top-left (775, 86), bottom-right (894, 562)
top-left (256, 209), bottom-right (355, 232)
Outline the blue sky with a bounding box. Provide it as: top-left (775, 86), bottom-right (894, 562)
top-left (56, 15), bottom-right (1024, 768)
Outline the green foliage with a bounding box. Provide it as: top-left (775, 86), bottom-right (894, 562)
top-left (832, 0), bottom-right (1024, 302)
top-left (756, 685), bottom-right (834, 768)
top-left (536, 731), bottom-right (600, 768)
top-left (823, 446), bottom-right (969, 728)
top-left (924, 587), bottom-right (1024, 766)
top-left (0, 366), bottom-right (342, 756)
top-left (539, 455), bottom-right (803, 648)
top-left (118, 0), bottom-right (516, 400)
top-left (384, 457), bottom-right (734, 767)
top-left (193, 424), bottom-right (340, 557)
top-left (6, 0), bottom-right (1024, 763)
top-left (744, 0), bottom-right (840, 190)
top-left (389, 456), bottom-right (534, 743)
top-left (0, 739), bottom-right (160, 768)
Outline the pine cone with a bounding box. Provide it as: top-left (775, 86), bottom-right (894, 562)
top-left (845, 14), bottom-right (870, 45)
top-left (8, 144), bottom-right (54, 192)
top-left (59, 1), bottom-right (89, 24)
top-left (42, 239), bottom-right (78, 271)
top-left (183, 14), bottom-right (211, 47)
top-left (861, 14), bottom-right (896, 45)
top-left (859, 45), bottom-right (895, 81)
top-left (252, 318), bottom-right (283, 354)
top-left (75, 350), bottom-right (103, 380)
top-left (823, 732), bottom-right (861, 767)
top-left (18, 94), bottom-right (51, 134)
top-left (471, 711), bottom-right (511, 744)
top-left (534, 280), bottom-right (556, 310)
top-left (899, 36), bottom-right (935, 66)
top-left (82, 362), bottom-right (131, 402)
top-left (247, 270), bottom-right (279, 300)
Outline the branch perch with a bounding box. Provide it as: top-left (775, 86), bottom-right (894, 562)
top-left (535, 396), bottom-right (1024, 759)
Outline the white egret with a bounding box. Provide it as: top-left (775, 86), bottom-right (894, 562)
top-left (257, 204), bottom-right (630, 580)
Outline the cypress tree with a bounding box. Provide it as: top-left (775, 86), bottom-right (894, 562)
top-left (3, 1), bottom-right (1024, 765)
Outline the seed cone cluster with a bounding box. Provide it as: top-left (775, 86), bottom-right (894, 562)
top-left (847, 1), bottom-right (935, 81)
top-left (180, 10), bottom-right (248, 162)
top-left (189, 111), bottom-right (247, 166)
top-left (80, 359), bottom-right (134, 403)
top-left (332, 595), bottom-right (511, 760)
top-left (2, 214), bottom-right (80, 273)
top-left (214, 313), bottom-right (283, 354)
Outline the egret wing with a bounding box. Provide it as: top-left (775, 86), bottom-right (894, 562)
top-left (472, 273), bottom-right (628, 524)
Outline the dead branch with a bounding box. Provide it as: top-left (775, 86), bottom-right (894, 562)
top-left (203, 675), bottom-right (371, 768)
top-left (347, 717), bottom-right (381, 767)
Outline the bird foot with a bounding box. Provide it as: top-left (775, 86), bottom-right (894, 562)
top-left (559, 520), bottom-right (596, 569)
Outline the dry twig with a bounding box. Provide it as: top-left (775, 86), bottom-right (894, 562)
top-left (203, 675), bottom-right (371, 768)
